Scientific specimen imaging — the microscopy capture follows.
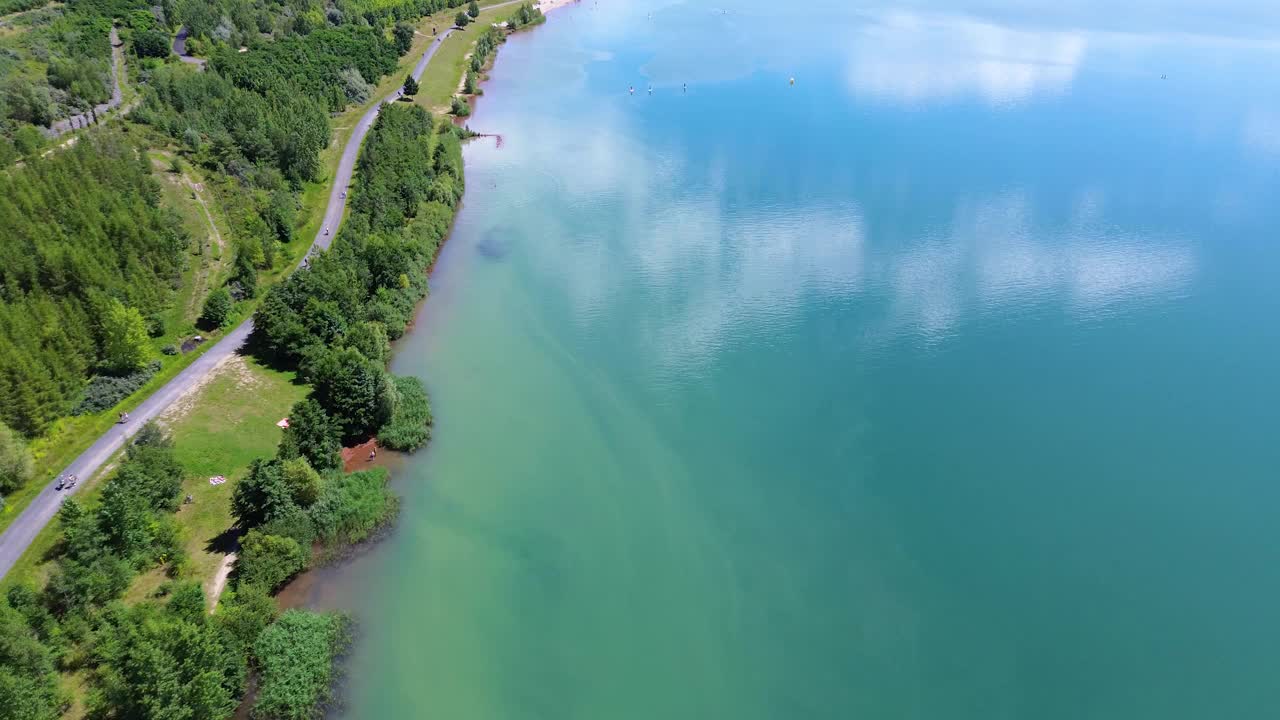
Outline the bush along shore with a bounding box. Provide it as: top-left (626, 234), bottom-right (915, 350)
top-left (0, 3), bottom-right (548, 718)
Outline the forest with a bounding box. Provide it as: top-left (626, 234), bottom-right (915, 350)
top-left (0, 0), bottom-right (443, 495)
top-left (0, 133), bottom-right (187, 437)
top-left (0, 98), bottom-right (465, 720)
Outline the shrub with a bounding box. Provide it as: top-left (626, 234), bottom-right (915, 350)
top-left (252, 611), bottom-right (351, 720)
top-left (377, 375), bottom-right (432, 451)
top-left (217, 584), bottom-right (279, 653)
top-left (236, 531), bottom-right (306, 593)
top-left (132, 28), bottom-right (171, 58)
top-left (0, 421), bottom-right (33, 493)
top-left (161, 344), bottom-right (178, 356)
top-left (280, 457), bottom-right (322, 507)
top-left (146, 313), bottom-right (166, 338)
top-left (72, 361), bottom-right (162, 415)
top-left (450, 96), bottom-right (470, 117)
top-left (309, 469), bottom-right (397, 545)
top-left (101, 299), bottom-right (152, 374)
top-left (199, 287), bottom-right (233, 329)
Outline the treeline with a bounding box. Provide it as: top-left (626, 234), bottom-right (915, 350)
top-left (251, 104), bottom-right (457, 451)
top-left (0, 133), bottom-right (187, 437)
top-left (0, 423), bottom-right (364, 719)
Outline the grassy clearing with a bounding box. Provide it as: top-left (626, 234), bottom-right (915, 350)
top-left (0, 356), bottom-right (305, 596)
top-left (159, 355), bottom-right (307, 593)
top-left (418, 5), bottom-right (511, 111)
top-left (151, 152), bottom-right (232, 334)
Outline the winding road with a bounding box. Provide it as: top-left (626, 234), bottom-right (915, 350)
top-left (0, 25), bottom-right (472, 581)
top-left (172, 26), bottom-right (206, 69)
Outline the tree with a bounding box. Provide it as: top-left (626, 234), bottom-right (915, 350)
top-left (217, 584), bottom-right (278, 653)
top-left (280, 457), bottom-right (322, 507)
top-left (464, 70), bottom-right (477, 95)
top-left (92, 604), bottom-right (243, 720)
top-left (132, 28), bottom-right (171, 58)
top-left (345, 321), bottom-right (389, 365)
top-left (199, 287), bottom-right (233, 329)
top-left (393, 22), bottom-right (415, 55)
top-left (0, 601), bottom-right (60, 720)
top-left (454, 10), bottom-right (470, 27)
top-left (0, 422), bottom-right (33, 494)
top-left (101, 299), bottom-right (151, 375)
top-left (339, 67), bottom-right (372, 105)
top-left (277, 399), bottom-right (342, 473)
top-left (402, 74), bottom-right (419, 97)
top-left (236, 531), bottom-right (306, 592)
top-left (231, 459), bottom-right (294, 529)
top-left (467, 0), bottom-right (480, 18)
top-left (310, 347), bottom-right (395, 442)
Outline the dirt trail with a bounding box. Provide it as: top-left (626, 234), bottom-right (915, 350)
top-left (208, 552), bottom-right (237, 613)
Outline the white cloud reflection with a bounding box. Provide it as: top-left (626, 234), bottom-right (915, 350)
top-left (496, 115), bottom-right (1193, 369)
top-left (845, 12), bottom-right (1086, 105)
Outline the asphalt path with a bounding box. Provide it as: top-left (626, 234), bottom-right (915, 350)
top-left (0, 24), bottom-right (476, 580)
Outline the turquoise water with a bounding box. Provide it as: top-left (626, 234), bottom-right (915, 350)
top-left (317, 1), bottom-right (1280, 717)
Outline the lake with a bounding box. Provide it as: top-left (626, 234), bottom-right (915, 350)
top-left (314, 1), bottom-right (1280, 717)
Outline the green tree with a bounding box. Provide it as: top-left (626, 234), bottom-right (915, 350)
top-left (132, 28), bottom-right (171, 58)
top-left (310, 347), bottom-right (395, 442)
top-left (253, 611), bottom-right (350, 720)
top-left (464, 70), bottom-right (477, 94)
top-left (454, 10), bottom-right (470, 27)
top-left (0, 422), bottom-right (33, 494)
top-left (402, 74), bottom-right (419, 97)
top-left (392, 22), bottom-right (415, 55)
top-left (467, 0), bottom-right (480, 18)
top-left (231, 459), bottom-right (293, 529)
top-left (236, 531), bottom-right (306, 592)
top-left (93, 603), bottom-right (243, 720)
top-left (277, 399), bottom-right (342, 473)
top-left (199, 287), bottom-right (233, 329)
top-left (345, 321), bottom-right (389, 365)
top-left (217, 584), bottom-right (278, 652)
top-left (0, 601), bottom-right (60, 720)
top-left (280, 456), bottom-right (322, 506)
top-left (101, 299), bottom-right (151, 375)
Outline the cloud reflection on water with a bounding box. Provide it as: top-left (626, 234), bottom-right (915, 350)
top-left (845, 12), bottom-right (1087, 106)
top-left (503, 113), bottom-right (1194, 368)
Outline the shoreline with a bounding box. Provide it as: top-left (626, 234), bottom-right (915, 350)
top-left (274, 0), bottom-right (572, 616)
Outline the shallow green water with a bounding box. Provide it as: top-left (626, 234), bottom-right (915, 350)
top-left (317, 1), bottom-right (1280, 717)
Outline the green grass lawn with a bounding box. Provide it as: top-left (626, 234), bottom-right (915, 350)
top-left (0, 356), bottom-right (306, 597)
top-left (418, 5), bottom-right (513, 111)
top-left (161, 356), bottom-right (308, 591)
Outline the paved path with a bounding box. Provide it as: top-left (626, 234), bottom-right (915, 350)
top-left (0, 25), bottom-right (474, 581)
top-left (49, 28), bottom-right (125, 136)
top-left (172, 26), bottom-right (206, 68)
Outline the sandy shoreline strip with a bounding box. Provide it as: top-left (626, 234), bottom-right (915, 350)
top-left (535, 0), bottom-right (581, 14)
